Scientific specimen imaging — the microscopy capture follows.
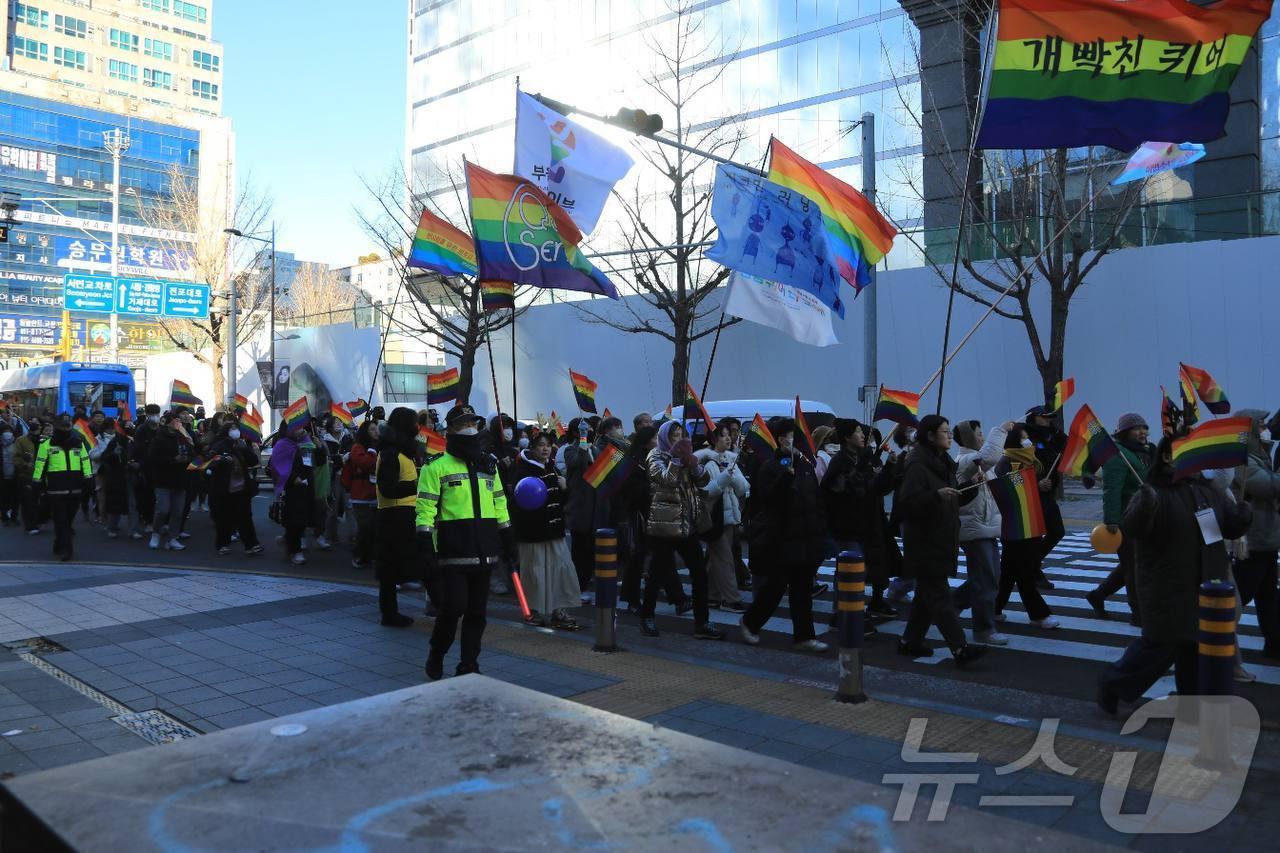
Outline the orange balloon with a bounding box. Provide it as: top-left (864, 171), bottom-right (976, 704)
top-left (1090, 524), bottom-right (1123, 554)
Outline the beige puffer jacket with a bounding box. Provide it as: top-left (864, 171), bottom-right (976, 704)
top-left (645, 447), bottom-right (707, 539)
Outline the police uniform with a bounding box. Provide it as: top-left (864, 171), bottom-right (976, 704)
top-left (417, 404), bottom-right (514, 679)
top-left (33, 434), bottom-right (92, 560)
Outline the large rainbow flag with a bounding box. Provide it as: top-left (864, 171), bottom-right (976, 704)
top-left (427, 368), bottom-right (460, 405)
top-left (231, 393), bottom-right (249, 415)
top-left (1058, 404), bottom-right (1119, 476)
top-left (873, 386), bottom-right (920, 427)
top-left (1171, 416), bottom-right (1251, 480)
top-left (465, 161), bottom-right (619, 299)
top-left (169, 379), bottom-right (201, 412)
top-left (1051, 378), bottom-right (1076, 412)
top-left (407, 208), bottom-right (479, 278)
top-left (1180, 362), bottom-right (1231, 415)
top-left (583, 444), bottom-right (635, 496)
top-left (73, 418), bottom-right (97, 450)
top-left (988, 469), bottom-right (1048, 541)
top-left (239, 408), bottom-right (264, 443)
top-left (975, 0), bottom-right (1273, 151)
top-left (346, 398), bottom-right (369, 420)
top-left (329, 402), bottom-right (353, 428)
top-left (767, 138), bottom-right (897, 292)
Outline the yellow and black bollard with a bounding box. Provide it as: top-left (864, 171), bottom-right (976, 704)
top-left (834, 549), bottom-right (867, 704)
top-left (1197, 579), bottom-right (1236, 767)
top-left (593, 528), bottom-right (620, 653)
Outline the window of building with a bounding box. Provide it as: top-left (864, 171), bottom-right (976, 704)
top-left (108, 59), bottom-right (139, 82)
top-left (54, 14), bottom-right (88, 39)
top-left (14, 37), bottom-right (48, 61)
top-left (173, 1), bottom-right (207, 24)
top-left (144, 38), bottom-right (173, 61)
top-left (190, 79), bottom-right (218, 100)
top-left (109, 28), bottom-right (139, 52)
top-left (191, 50), bottom-right (219, 71)
top-left (15, 3), bottom-right (48, 28)
top-left (143, 68), bottom-right (172, 89)
top-left (53, 47), bottom-right (87, 70)
top-left (142, 0), bottom-right (171, 10)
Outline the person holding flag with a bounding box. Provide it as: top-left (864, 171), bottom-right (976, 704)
top-left (206, 419), bottom-right (263, 557)
top-left (1230, 408), bottom-right (1280, 660)
top-left (1086, 414), bottom-right (1155, 625)
top-left (993, 424), bottom-right (1059, 630)
top-left (146, 412), bottom-right (193, 551)
top-left (1025, 405), bottom-right (1068, 590)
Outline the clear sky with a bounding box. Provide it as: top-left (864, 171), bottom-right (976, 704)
top-left (215, 3), bottom-right (406, 269)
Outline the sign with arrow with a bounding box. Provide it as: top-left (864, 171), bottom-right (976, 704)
top-left (62, 274), bottom-right (117, 313)
top-left (61, 273), bottom-right (209, 319)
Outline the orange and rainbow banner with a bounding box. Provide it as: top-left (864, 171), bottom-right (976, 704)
top-left (427, 368), bottom-right (460, 406)
top-left (583, 444), bottom-right (635, 496)
top-left (73, 418), bottom-right (97, 450)
top-left (1180, 362), bottom-right (1231, 415)
top-left (329, 402), bottom-right (353, 428)
top-left (683, 383), bottom-right (715, 434)
top-left (1051, 378), bottom-right (1076, 412)
top-left (1171, 416), bottom-right (1251, 480)
top-left (873, 386), bottom-right (920, 428)
top-left (744, 413), bottom-right (777, 457)
top-left (569, 369), bottom-right (598, 414)
top-left (169, 379), bottom-right (201, 412)
top-left (1058, 404), bottom-right (1119, 476)
top-left (418, 426), bottom-right (446, 455)
top-left (988, 469), bottom-right (1047, 541)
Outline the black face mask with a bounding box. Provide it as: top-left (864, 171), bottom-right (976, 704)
top-left (446, 431), bottom-right (490, 469)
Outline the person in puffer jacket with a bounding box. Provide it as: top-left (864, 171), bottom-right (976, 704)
top-left (953, 419), bottom-right (1009, 646)
top-left (1231, 408), bottom-right (1280, 659)
top-left (696, 423), bottom-right (750, 613)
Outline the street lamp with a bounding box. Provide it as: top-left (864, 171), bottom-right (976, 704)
top-left (223, 223), bottom-right (275, 422)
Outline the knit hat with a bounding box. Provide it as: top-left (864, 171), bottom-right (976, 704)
top-left (1116, 412), bottom-right (1148, 433)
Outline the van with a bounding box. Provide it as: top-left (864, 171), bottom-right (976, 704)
top-left (661, 398), bottom-right (836, 438)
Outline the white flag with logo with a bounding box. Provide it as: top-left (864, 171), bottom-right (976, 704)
top-left (514, 91), bottom-right (634, 235)
top-left (723, 272), bottom-right (839, 348)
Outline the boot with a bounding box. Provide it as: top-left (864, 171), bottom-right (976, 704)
top-left (425, 651), bottom-right (444, 681)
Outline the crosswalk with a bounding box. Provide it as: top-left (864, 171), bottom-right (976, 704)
top-left (631, 531), bottom-right (1280, 695)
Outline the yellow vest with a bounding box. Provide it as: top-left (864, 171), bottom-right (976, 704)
top-left (376, 452), bottom-right (417, 510)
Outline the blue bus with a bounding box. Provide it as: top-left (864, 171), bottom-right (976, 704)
top-left (0, 362), bottom-right (136, 420)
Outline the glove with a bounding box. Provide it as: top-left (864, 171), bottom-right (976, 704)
top-left (500, 527), bottom-right (518, 566)
top-left (1081, 473), bottom-right (1096, 489)
top-left (671, 438), bottom-right (695, 468)
top-left (416, 529), bottom-right (437, 570)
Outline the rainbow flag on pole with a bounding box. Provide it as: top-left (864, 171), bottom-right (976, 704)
top-left (583, 444), bottom-right (635, 496)
top-left (1178, 369), bottom-right (1201, 427)
top-left (407, 208), bottom-right (479, 277)
top-left (1179, 362), bottom-right (1231, 415)
top-left (683, 383), bottom-right (715, 434)
top-left (418, 425), bottom-right (446, 456)
top-left (427, 368), bottom-right (460, 406)
top-left (1058, 404), bottom-right (1119, 476)
top-left (187, 456), bottom-right (217, 474)
top-left (329, 402), bottom-right (353, 428)
top-left (481, 280), bottom-right (515, 312)
top-left (1160, 386), bottom-right (1179, 436)
top-left (169, 379), bottom-right (201, 412)
top-left (569, 369), bottom-right (598, 414)
top-left (282, 397), bottom-right (310, 433)
top-left (974, 0), bottom-right (1273, 151)
top-left (240, 408), bottom-right (264, 443)
top-left (744, 413), bottom-right (777, 457)
top-left (1171, 416), bottom-right (1251, 480)
top-left (767, 138), bottom-right (897, 291)
top-left (548, 411), bottom-right (566, 441)
top-left (73, 418), bottom-right (97, 450)
top-left (1051, 378), bottom-right (1076, 412)
top-left (873, 386), bottom-right (921, 427)
top-left (346, 398), bottom-right (369, 420)
top-left (793, 396), bottom-right (816, 462)
top-left (231, 393), bottom-right (249, 415)
top-left (988, 469), bottom-right (1048, 541)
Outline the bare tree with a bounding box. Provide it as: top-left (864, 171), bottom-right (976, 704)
top-left (139, 164), bottom-right (273, 403)
top-left (279, 262), bottom-right (362, 326)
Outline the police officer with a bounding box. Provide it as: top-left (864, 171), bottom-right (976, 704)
top-left (417, 404), bottom-right (515, 680)
top-left (33, 414), bottom-right (92, 561)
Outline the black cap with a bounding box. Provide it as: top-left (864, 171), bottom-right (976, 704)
top-left (1025, 404), bottom-right (1051, 420)
top-left (445, 404), bottom-right (484, 428)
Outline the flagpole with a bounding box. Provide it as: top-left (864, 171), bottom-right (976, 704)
top-left (512, 78), bottom-right (521, 424)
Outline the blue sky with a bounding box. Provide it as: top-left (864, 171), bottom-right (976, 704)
top-left (216, 4), bottom-right (406, 268)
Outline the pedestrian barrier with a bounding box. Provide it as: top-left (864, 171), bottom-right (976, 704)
top-left (1197, 579), bottom-right (1236, 768)
top-left (593, 527), bottom-right (620, 653)
top-left (834, 549), bottom-right (867, 704)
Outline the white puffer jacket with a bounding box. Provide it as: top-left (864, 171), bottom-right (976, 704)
top-left (696, 448), bottom-right (750, 526)
top-left (955, 424), bottom-right (1007, 542)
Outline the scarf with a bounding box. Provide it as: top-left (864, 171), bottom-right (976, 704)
top-left (446, 431), bottom-right (491, 470)
top-left (1003, 446), bottom-right (1041, 473)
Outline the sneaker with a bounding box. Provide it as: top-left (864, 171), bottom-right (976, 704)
top-left (675, 600), bottom-right (693, 617)
top-left (106, 530), bottom-right (119, 539)
top-left (130, 531), bottom-right (143, 540)
top-left (794, 639), bottom-right (830, 653)
top-left (896, 640), bottom-right (934, 658)
top-left (738, 617), bottom-right (760, 646)
top-left (316, 536), bottom-right (332, 551)
top-left (694, 623), bottom-right (725, 641)
top-left (217, 546), bottom-right (231, 556)
top-left (867, 599), bottom-right (897, 618)
top-left (26, 528), bottom-right (39, 536)
top-left (1085, 589), bottom-right (1107, 619)
top-left (231, 533), bottom-right (239, 542)
top-left (425, 653), bottom-right (444, 681)
top-left (399, 581), bottom-right (423, 590)
top-left (144, 525), bottom-right (154, 534)
top-left (149, 534), bottom-right (160, 549)
top-left (550, 610), bottom-right (580, 631)
top-left (291, 553), bottom-right (306, 565)
top-left (177, 531), bottom-right (191, 540)
top-left (380, 613), bottom-right (413, 628)
top-left (975, 631), bottom-right (1009, 646)
top-left (1032, 616), bottom-right (1061, 630)
top-left (952, 644), bottom-right (988, 666)
top-left (167, 540), bottom-right (186, 551)
top-left (639, 618), bottom-right (659, 637)
top-left (721, 600), bottom-right (747, 614)
top-left (1233, 666), bottom-right (1257, 684)
top-left (246, 545), bottom-right (264, 555)
top-left (351, 558), bottom-right (368, 569)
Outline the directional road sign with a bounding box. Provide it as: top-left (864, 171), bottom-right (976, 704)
top-left (162, 281), bottom-right (210, 319)
top-left (63, 274), bottom-right (210, 320)
top-left (62, 274), bottom-right (117, 314)
top-left (117, 278), bottom-right (164, 317)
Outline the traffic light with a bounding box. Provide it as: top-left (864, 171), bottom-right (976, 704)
top-left (612, 108), bottom-right (664, 137)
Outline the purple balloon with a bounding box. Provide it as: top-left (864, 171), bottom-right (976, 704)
top-left (514, 476), bottom-right (548, 511)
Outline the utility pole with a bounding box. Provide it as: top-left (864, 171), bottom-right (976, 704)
top-left (860, 113), bottom-right (878, 424)
top-left (103, 129), bottom-right (130, 365)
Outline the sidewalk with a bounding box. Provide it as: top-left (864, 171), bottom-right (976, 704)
top-left (0, 560), bottom-right (1275, 851)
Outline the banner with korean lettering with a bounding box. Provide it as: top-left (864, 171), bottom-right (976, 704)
top-left (975, 0), bottom-right (1273, 151)
top-left (54, 236), bottom-right (194, 277)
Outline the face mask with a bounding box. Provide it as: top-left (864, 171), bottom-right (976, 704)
top-left (904, 430), bottom-right (917, 443)
top-left (228, 429), bottom-right (241, 440)
top-left (502, 428), bottom-right (513, 442)
top-left (457, 426), bottom-right (479, 437)
top-left (148, 415), bottom-right (160, 424)
top-left (1021, 438), bottom-right (1033, 448)
top-left (824, 444), bottom-right (840, 454)
top-left (517, 437), bottom-right (529, 449)
top-left (1262, 429), bottom-right (1273, 443)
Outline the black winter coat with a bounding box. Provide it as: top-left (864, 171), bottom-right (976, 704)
top-left (822, 448), bottom-right (894, 564)
top-left (205, 438), bottom-right (260, 496)
top-left (148, 427), bottom-right (192, 489)
top-left (897, 444), bottom-right (966, 580)
top-left (510, 453), bottom-right (566, 543)
top-left (98, 434), bottom-right (131, 515)
top-left (747, 450), bottom-right (827, 571)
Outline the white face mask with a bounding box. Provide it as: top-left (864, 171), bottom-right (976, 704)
top-left (517, 436), bottom-right (529, 449)
top-left (148, 415), bottom-right (160, 424)
top-left (228, 429), bottom-right (241, 440)
top-left (824, 443), bottom-right (840, 454)
top-left (1262, 428), bottom-right (1273, 443)
top-left (457, 426), bottom-right (479, 436)
top-left (502, 428), bottom-right (513, 442)
top-left (1021, 438), bottom-right (1034, 448)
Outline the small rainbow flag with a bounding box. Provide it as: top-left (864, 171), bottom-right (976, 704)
top-left (170, 379), bottom-right (201, 412)
top-left (569, 369), bottom-right (598, 414)
top-left (583, 444), bottom-right (635, 496)
top-left (330, 402), bottom-right (353, 428)
top-left (1171, 416), bottom-right (1251, 481)
top-left (873, 386), bottom-right (920, 427)
top-left (347, 398), bottom-right (369, 420)
top-left (427, 368), bottom-right (460, 406)
top-left (793, 396), bottom-right (816, 462)
top-left (116, 398), bottom-right (133, 423)
top-left (988, 469), bottom-right (1047, 541)
top-left (683, 383), bottom-right (715, 434)
top-left (1160, 386), bottom-right (1179, 436)
top-left (744, 413), bottom-right (777, 457)
top-left (1051, 378), bottom-right (1076, 412)
top-left (282, 397), bottom-right (310, 433)
top-left (240, 408), bottom-right (264, 443)
top-left (407, 207), bottom-right (479, 277)
top-left (231, 393), bottom-right (249, 415)
top-left (602, 407), bottom-right (613, 420)
top-left (418, 425), bottom-right (446, 455)
top-left (73, 418), bottom-right (97, 450)
top-left (1058, 404), bottom-right (1119, 476)
top-left (1179, 369), bottom-right (1201, 427)
top-left (1180, 362), bottom-right (1231, 415)
top-left (187, 456), bottom-right (217, 474)
top-left (481, 280), bottom-right (515, 312)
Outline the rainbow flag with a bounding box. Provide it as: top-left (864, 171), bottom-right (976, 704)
top-left (73, 418), bottom-right (97, 450)
top-left (481, 280), bottom-right (515, 312)
top-left (744, 413), bottom-right (777, 457)
top-left (767, 138), bottom-right (897, 292)
top-left (465, 161), bottom-right (619, 299)
top-left (988, 469), bottom-right (1048, 541)
top-left (975, 0), bottom-right (1273, 151)
top-left (116, 398), bottom-right (133, 424)
top-left (873, 386), bottom-right (921, 427)
top-left (330, 402), bottom-right (353, 428)
top-left (240, 409), bottom-right (264, 443)
top-left (282, 397), bottom-right (310, 433)
top-left (1051, 378), bottom-right (1076, 412)
top-left (1180, 362), bottom-right (1231, 415)
top-left (683, 383), bottom-right (715, 434)
top-left (407, 207), bottom-right (479, 277)
top-left (583, 444), bottom-right (635, 496)
top-left (548, 411), bottom-right (566, 441)
top-left (231, 393), bottom-right (249, 415)
top-left (418, 426), bottom-right (447, 455)
top-left (1178, 369), bottom-right (1201, 427)
top-left (793, 396), bottom-right (816, 462)
top-left (347, 398), bottom-right (369, 420)
top-left (1160, 386), bottom-right (1178, 435)
top-left (602, 407), bottom-right (612, 420)
top-left (569, 369), bottom-right (598, 414)
top-left (187, 456), bottom-right (217, 474)
top-left (1171, 416), bottom-right (1251, 480)
top-left (1058, 404), bottom-right (1119, 476)
top-left (427, 368), bottom-right (460, 406)
top-left (170, 379), bottom-right (201, 412)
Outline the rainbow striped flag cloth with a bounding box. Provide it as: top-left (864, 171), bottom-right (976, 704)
top-left (231, 393), bottom-right (249, 415)
top-left (187, 456), bottom-right (217, 474)
top-left (407, 207), bottom-right (479, 277)
top-left (974, 0), bottom-right (1273, 151)
top-left (1051, 378), bottom-right (1076, 412)
top-left (465, 161), bottom-right (619, 299)
top-left (988, 468), bottom-right (1048, 541)
top-left (569, 369), bottom-right (598, 414)
top-left (73, 418), bottom-right (97, 450)
top-left (347, 398), bottom-right (369, 420)
top-left (169, 379), bottom-right (201, 412)
top-left (329, 402), bottom-right (353, 428)
top-left (1160, 386), bottom-right (1179, 435)
top-left (1178, 369), bottom-right (1201, 427)
top-left (481, 280), bottom-right (515, 312)
top-left (427, 368), bottom-right (460, 405)
top-left (873, 386), bottom-right (920, 427)
top-left (583, 444), bottom-right (635, 496)
top-left (1171, 416), bottom-right (1251, 480)
top-left (116, 398), bottom-right (133, 424)
top-left (744, 413), bottom-right (777, 457)
top-left (767, 138), bottom-right (897, 292)
top-left (1058, 404), bottom-right (1119, 476)
top-left (282, 397), bottom-right (310, 433)
top-left (683, 383), bottom-right (715, 434)
top-left (794, 396), bottom-right (816, 462)
top-left (418, 426), bottom-right (446, 456)
top-left (240, 408), bottom-right (264, 443)
top-left (1180, 362), bottom-right (1231, 415)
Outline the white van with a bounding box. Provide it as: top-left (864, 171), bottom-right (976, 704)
top-left (661, 398), bottom-right (836, 438)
